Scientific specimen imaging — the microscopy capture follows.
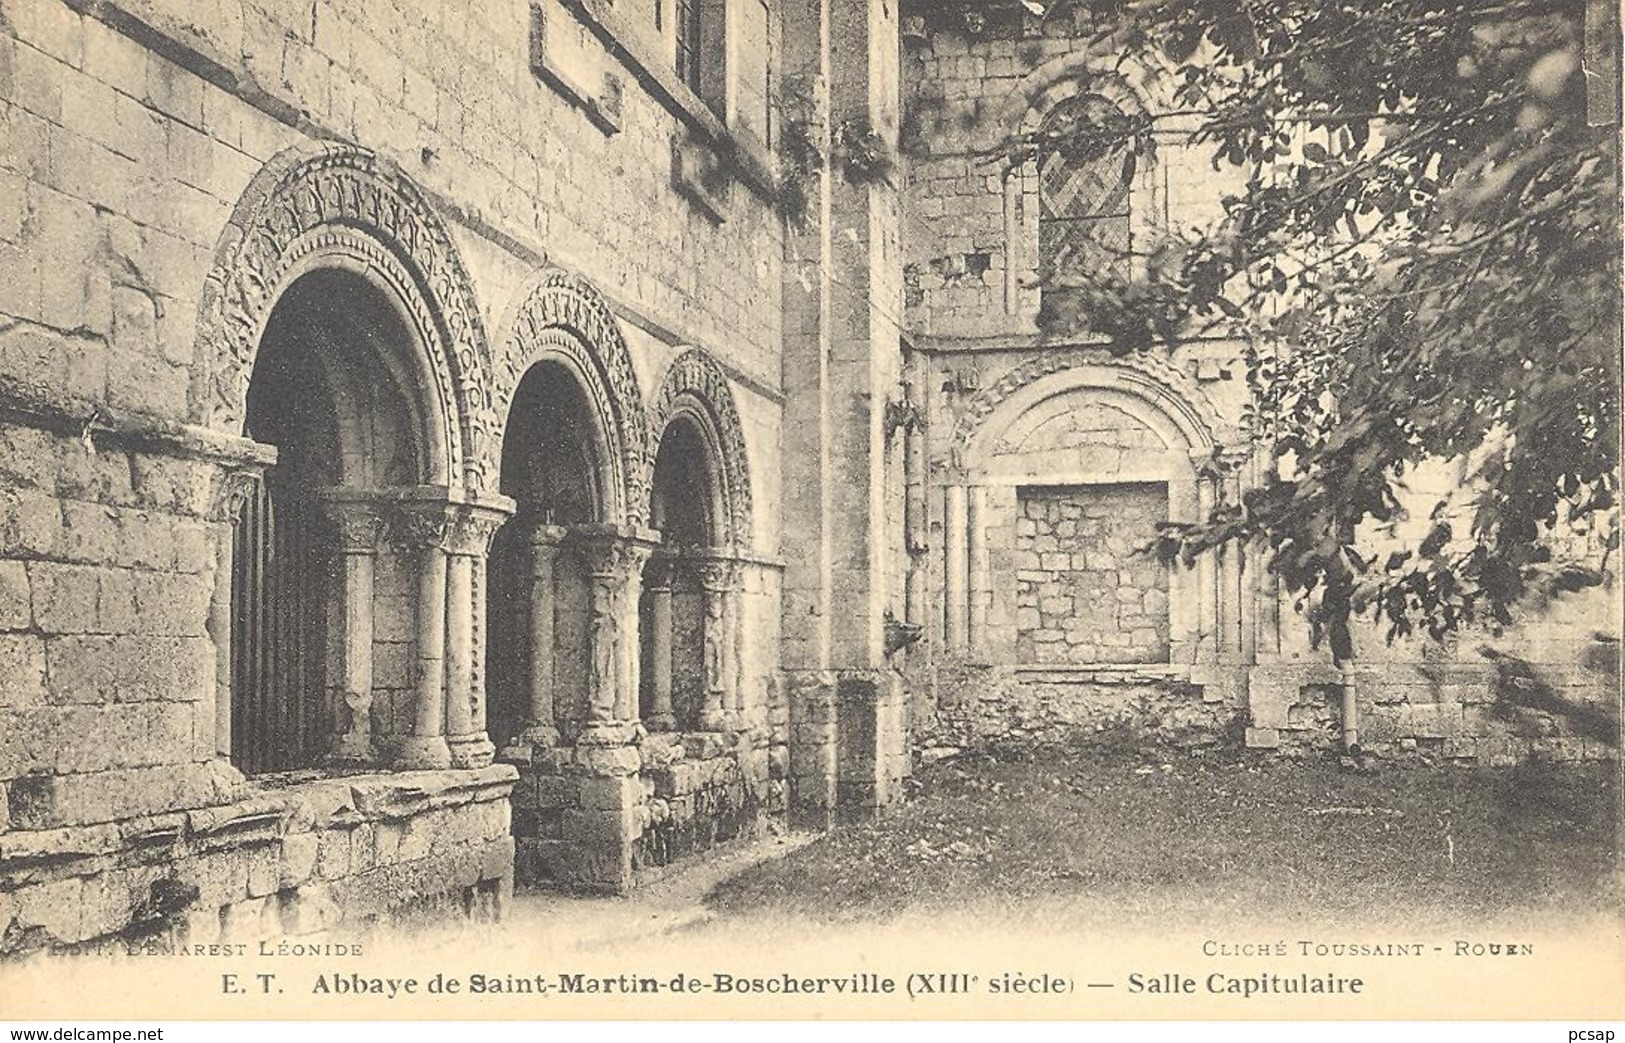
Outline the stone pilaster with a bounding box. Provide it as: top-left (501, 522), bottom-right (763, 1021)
top-left (206, 467), bottom-right (263, 762)
top-left (570, 525), bottom-right (659, 733)
top-left (694, 554), bottom-right (742, 731)
top-left (779, 0), bottom-right (908, 825)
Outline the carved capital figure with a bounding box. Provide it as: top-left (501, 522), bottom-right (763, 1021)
top-left (390, 502), bottom-right (456, 552)
top-left (208, 468), bottom-right (263, 524)
top-left (317, 499), bottom-right (388, 554)
top-left (445, 503), bottom-right (510, 558)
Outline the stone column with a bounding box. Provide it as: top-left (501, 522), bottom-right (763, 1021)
top-left (521, 523), bottom-right (569, 745)
top-left (1196, 475), bottom-right (1219, 662)
top-left (944, 483), bottom-right (969, 652)
top-left (644, 554), bottom-right (678, 732)
top-left (393, 503), bottom-right (454, 770)
top-left (316, 497), bottom-right (387, 765)
top-left (206, 468), bottom-right (262, 761)
top-left (694, 555), bottom-right (741, 731)
top-left (967, 485), bottom-right (989, 655)
top-left (444, 502), bottom-right (511, 769)
top-left (572, 527), bottom-right (657, 734)
top-left (903, 385), bottom-right (928, 628)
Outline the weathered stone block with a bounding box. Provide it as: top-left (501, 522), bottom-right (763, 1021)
top-left (315, 829), bottom-right (352, 880)
top-left (1398, 702), bottom-right (1463, 740)
top-left (1, 487), bottom-right (63, 558)
top-left (0, 560), bottom-right (31, 630)
top-left (574, 744), bottom-right (641, 777)
top-left (28, 562), bottom-right (101, 634)
top-left (0, 634), bottom-right (47, 706)
top-left (279, 883), bottom-right (341, 936)
top-left (279, 832), bottom-right (319, 888)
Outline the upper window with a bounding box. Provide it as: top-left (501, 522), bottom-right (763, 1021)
top-left (674, 0), bottom-right (728, 119)
top-left (1038, 94), bottom-right (1135, 291)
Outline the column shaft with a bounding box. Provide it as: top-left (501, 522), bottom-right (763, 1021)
top-left (647, 562), bottom-right (676, 730)
top-left (967, 485), bottom-right (989, 655)
top-left (524, 526), bottom-right (566, 744)
top-left (944, 484), bottom-right (969, 651)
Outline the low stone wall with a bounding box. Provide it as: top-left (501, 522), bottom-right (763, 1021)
top-left (918, 662), bottom-right (1243, 755)
top-left (915, 649), bottom-right (1617, 766)
top-left (1247, 655), bottom-right (1620, 764)
top-left (507, 728), bottom-right (781, 894)
top-left (0, 767), bottom-right (516, 959)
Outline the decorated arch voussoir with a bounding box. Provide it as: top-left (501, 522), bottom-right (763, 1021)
top-left (192, 142), bottom-right (497, 495)
top-left (955, 349), bottom-right (1224, 462)
top-left (491, 269), bottom-right (651, 527)
top-left (648, 349), bottom-right (754, 551)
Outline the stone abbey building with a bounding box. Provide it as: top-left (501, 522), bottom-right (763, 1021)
top-left (1, 0), bottom-right (1616, 955)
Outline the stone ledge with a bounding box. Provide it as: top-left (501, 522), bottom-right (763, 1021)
top-left (0, 376), bottom-right (276, 471)
top-left (0, 767), bottom-right (516, 890)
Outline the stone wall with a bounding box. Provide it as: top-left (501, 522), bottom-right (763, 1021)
top-left (1015, 485), bottom-right (1169, 665)
top-left (1, 766), bottom-right (514, 958)
top-left (899, 4), bottom-right (1620, 769)
top-left (1, 0), bottom-right (801, 948)
top-left (506, 728), bottom-right (780, 893)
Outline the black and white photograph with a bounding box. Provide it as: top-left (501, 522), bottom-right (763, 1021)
top-left (0, 0), bottom-right (1620, 1030)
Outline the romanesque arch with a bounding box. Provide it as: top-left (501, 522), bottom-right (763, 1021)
top-left (956, 351), bottom-right (1222, 466)
top-left (198, 144), bottom-right (508, 776)
top-left (941, 353), bottom-right (1230, 667)
top-left (192, 142), bottom-right (495, 496)
top-left (992, 54), bottom-right (1153, 146)
top-left (646, 349), bottom-right (754, 551)
top-left (490, 270), bottom-right (651, 527)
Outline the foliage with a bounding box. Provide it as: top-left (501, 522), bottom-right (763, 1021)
top-left (775, 96), bottom-right (900, 227)
top-left (1011, 0), bottom-right (1619, 660)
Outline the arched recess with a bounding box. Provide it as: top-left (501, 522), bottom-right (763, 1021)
top-left (192, 142), bottom-right (496, 497)
top-left (198, 144), bottom-right (503, 775)
top-left (484, 270), bottom-right (652, 748)
top-left (646, 349), bottom-right (754, 551)
top-left (489, 269), bottom-right (651, 528)
top-left (639, 349), bottom-right (756, 732)
top-left (942, 355), bottom-right (1227, 668)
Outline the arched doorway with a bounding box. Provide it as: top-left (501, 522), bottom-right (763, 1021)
top-left (487, 359), bottom-right (607, 749)
top-left (233, 268), bottom-right (437, 774)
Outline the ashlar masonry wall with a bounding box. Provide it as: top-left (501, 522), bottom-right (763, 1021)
top-left (2, 0), bottom-right (796, 952)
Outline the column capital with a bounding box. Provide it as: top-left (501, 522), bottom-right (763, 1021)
top-left (527, 521), bottom-right (571, 551)
top-left (207, 467), bottom-right (263, 524)
top-left (389, 500), bottom-right (456, 552)
top-left (569, 524), bottom-right (660, 580)
top-left (445, 502), bottom-right (513, 558)
top-left (312, 493), bottom-right (388, 553)
top-left (689, 552), bottom-right (742, 593)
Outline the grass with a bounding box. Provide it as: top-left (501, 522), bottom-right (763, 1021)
top-left (707, 743), bottom-right (1622, 931)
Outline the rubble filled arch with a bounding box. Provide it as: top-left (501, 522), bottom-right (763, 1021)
top-left (192, 142), bottom-right (495, 495)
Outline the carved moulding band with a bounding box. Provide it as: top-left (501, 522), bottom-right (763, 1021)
top-left (191, 142), bottom-right (497, 497)
top-left (647, 348), bottom-right (754, 551)
top-left (952, 350), bottom-right (1224, 462)
top-left (492, 269), bottom-right (651, 528)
